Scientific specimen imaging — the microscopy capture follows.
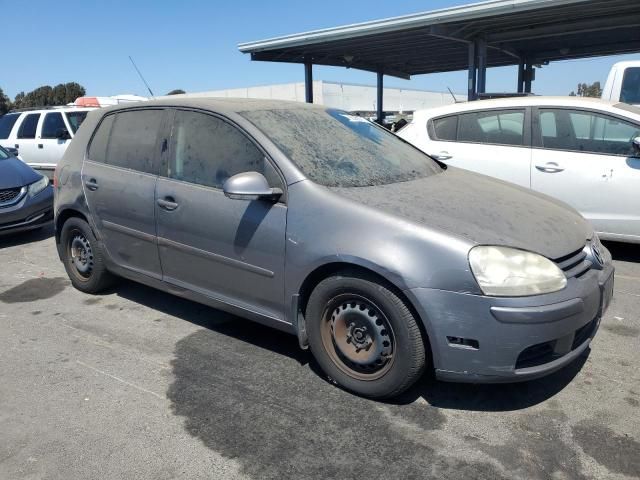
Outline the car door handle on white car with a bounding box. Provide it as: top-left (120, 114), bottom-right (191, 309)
top-left (431, 151), bottom-right (453, 161)
top-left (535, 162), bottom-right (564, 173)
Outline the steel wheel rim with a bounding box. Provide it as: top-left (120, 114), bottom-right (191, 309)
top-left (320, 293), bottom-right (395, 381)
top-left (68, 230), bottom-right (94, 279)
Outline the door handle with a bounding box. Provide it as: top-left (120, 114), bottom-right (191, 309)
top-left (84, 178), bottom-right (99, 191)
top-left (535, 162), bottom-right (564, 173)
top-left (38, 144), bottom-right (43, 149)
top-left (157, 197), bottom-right (178, 211)
top-left (432, 151), bottom-right (452, 161)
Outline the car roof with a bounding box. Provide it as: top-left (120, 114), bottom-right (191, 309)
top-left (10, 106), bottom-right (96, 114)
top-left (96, 97), bottom-right (328, 116)
top-left (412, 96), bottom-right (631, 120)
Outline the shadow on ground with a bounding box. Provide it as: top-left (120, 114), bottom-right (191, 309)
top-left (0, 224), bottom-right (54, 249)
top-left (102, 279), bottom-right (598, 479)
top-left (603, 240), bottom-right (640, 263)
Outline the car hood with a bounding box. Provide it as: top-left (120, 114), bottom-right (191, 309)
top-left (332, 167), bottom-right (591, 259)
top-left (0, 157), bottom-right (40, 189)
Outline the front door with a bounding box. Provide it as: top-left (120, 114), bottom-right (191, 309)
top-left (28, 112), bottom-right (70, 168)
top-left (531, 107), bottom-right (640, 239)
top-left (155, 109), bottom-right (287, 319)
top-left (82, 108), bottom-right (167, 279)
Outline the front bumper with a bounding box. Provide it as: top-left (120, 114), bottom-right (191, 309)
top-left (406, 260), bottom-right (614, 383)
top-left (0, 185), bottom-right (54, 236)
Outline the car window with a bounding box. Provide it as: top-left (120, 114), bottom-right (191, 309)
top-left (167, 110), bottom-right (281, 189)
top-left (539, 108), bottom-right (640, 156)
top-left (457, 110), bottom-right (525, 146)
top-left (88, 115), bottom-right (115, 163)
top-left (17, 113), bottom-right (40, 139)
top-left (431, 115), bottom-right (457, 141)
top-left (620, 67), bottom-right (640, 105)
top-left (65, 111), bottom-right (88, 133)
top-left (41, 112), bottom-right (66, 139)
top-left (0, 146), bottom-right (9, 159)
top-left (0, 113), bottom-right (20, 139)
top-left (240, 108), bottom-right (441, 187)
top-left (104, 109), bottom-right (164, 174)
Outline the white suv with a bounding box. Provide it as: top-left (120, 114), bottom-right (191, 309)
top-left (0, 106), bottom-right (96, 177)
top-left (398, 96), bottom-right (640, 243)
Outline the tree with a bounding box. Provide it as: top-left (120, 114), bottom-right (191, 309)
top-left (166, 89), bottom-right (186, 95)
top-left (0, 88), bottom-right (10, 115)
top-left (569, 81), bottom-right (602, 98)
top-left (12, 83), bottom-right (86, 108)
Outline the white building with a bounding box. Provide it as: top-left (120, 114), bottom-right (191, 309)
top-left (180, 81), bottom-right (461, 113)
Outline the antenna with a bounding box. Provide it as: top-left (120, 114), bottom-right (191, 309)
top-left (447, 87), bottom-right (460, 103)
top-left (128, 56), bottom-right (155, 98)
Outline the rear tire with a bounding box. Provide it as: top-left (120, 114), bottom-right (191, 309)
top-left (60, 217), bottom-right (115, 293)
top-left (306, 271), bottom-right (426, 398)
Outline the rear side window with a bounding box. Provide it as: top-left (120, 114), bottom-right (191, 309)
top-left (104, 109), bottom-right (164, 174)
top-left (620, 67), bottom-right (640, 105)
top-left (65, 111), bottom-right (88, 133)
top-left (41, 112), bottom-right (67, 139)
top-left (17, 113), bottom-right (40, 139)
top-left (88, 115), bottom-right (115, 163)
top-left (0, 113), bottom-right (20, 139)
top-left (431, 116), bottom-right (457, 141)
top-left (168, 110), bottom-right (280, 189)
top-left (458, 110), bottom-right (525, 146)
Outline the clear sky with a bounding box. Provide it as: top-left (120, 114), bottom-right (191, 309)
top-left (3, 0), bottom-right (638, 99)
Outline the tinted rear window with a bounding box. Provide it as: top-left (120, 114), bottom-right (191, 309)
top-left (240, 108), bottom-right (441, 187)
top-left (66, 111), bottom-right (88, 133)
top-left (18, 113), bottom-right (40, 139)
top-left (104, 109), bottom-right (163, 174)
top-left (620, 67), bottom-right (640, 104)
top-left (88, 115), bottom-right (115, 163)
top-left (432, 115), bottom-right (457, 141)
top-left (0, 113), bottom-right (20, 139)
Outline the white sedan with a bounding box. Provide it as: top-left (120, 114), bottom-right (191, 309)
top-left (398, 96), bottom-right (640, 244)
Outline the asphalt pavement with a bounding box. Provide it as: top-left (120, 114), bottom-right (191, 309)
top-left (0, 226), bottom-right (638, 480)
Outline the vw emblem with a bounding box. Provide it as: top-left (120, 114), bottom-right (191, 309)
top-left (591, 239), bottom-right (604, 267)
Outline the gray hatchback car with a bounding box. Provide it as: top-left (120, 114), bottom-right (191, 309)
top-left (54, 98), bottom-right (614, 398)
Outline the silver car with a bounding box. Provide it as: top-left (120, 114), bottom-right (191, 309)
top-left (54, 99), bottom-right (614, 398)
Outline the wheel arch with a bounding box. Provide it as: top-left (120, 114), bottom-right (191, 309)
top-left (296, 261), bottom-right (433, 364)
top-left (55, 209), bottom-right (89, 245)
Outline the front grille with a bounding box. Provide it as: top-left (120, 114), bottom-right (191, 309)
top-left (554, 245), bottom-right (591, 279)
top-left (0, 188), bottom-right (21, 205)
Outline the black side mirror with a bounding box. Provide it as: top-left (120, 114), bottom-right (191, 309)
top-left (5, 147), bottom-right (19, 157)
top-left (56, 128), bottom-right (71, 140)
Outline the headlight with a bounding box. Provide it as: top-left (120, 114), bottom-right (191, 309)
top-left (469, 246), bottom-right (567, 296)
top-left (28, 176), bottom-right (49, 197)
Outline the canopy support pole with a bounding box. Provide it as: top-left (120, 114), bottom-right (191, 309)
top-left (467, 42), bottom-right (477, 101)
top-left (376, 71), bottom-right (384, 124)
top-left (476, 38), bottom-right (487, 95)
top-left (304, 61), bottom-right (313, 103)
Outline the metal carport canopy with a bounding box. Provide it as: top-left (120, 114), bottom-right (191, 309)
top-left (238, 0), bottom-right (640, 108)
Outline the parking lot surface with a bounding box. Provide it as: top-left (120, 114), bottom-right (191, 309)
top-left (0, 226), bottom-right (639, 480)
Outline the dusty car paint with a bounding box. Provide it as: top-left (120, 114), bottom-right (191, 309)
top-left (55, 98), bottom-right (613, 383)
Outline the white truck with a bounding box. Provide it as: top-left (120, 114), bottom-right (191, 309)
top-left (602, 61), bottom-right (640, 105)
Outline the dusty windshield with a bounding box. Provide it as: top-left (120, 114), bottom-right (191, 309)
top-left (240, 108), bottom-right (442, 187)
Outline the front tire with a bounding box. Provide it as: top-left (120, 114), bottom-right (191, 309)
top-left (60, 217), bottom-right (114, 293)
top-left (306, 271), bottom-right (426, 398)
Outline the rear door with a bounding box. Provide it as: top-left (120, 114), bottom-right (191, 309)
top-left (155, 108), bottom-right (287, 319)
top-left (531, 107), bottom-right (640, 239)
top-left (82, 108), bottom-right (167, 279)
top-left (426, 108), bottom-right (531, 187)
